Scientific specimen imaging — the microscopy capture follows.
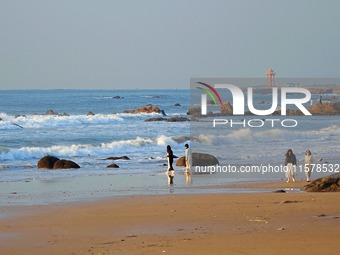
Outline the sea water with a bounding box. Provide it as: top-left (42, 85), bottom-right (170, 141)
top-left (0, 90), bottom-right (190, 182)
top-left (0, 89), bottom-right (339, 184)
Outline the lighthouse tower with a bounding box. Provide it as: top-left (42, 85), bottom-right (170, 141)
top-left (266, 69), bottom-right (276, 87)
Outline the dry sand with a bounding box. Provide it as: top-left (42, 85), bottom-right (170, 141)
top-left (1, 181), bottom-right (339, 255)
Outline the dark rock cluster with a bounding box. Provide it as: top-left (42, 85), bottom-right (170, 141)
top-left (301, 173), bottom-right (340, 192)
top-left (176, 153), bottom-right (219, 167)
top-left (123, 105), bottom-right (166, 115)
top-left (37, 156), bottom-right (80, 169)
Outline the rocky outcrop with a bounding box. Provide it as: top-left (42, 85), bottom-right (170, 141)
top-left (144, 117), bottom-right (166, 122)
top-left (192, 153), bottom-right (219, 166)
top-left (188, 98), bottom-right (340, 117)
top-left (176, 156), bottom-right (186, 167)
top-left (124, 105), bottom-right (166, 115)
top-left (176, 153), bottom-right (219, 167)
top-left (301, 173), bottom-right (340, 192)
top-left (53, 160), bottom-right (80, 169)
top-left (87, 111), bottom-right (95, 116)
top-left (37, 155), bottom-right (60, 169)
top-left (187, 107), bottom-right (201, 116)
top-left (332, 101), bottom-right (340, 112)
top-left (144, 117), bottom-right (189, 122)
top-left (106, 156), bottom-right (130, 160)
top-left (37, 156), bottom-right (80, 169)
top-left (166, 117), bottom-right (189, 122)
top-left (43, 110), bottom-right (72, 116)
top-left (283, 102), bottom-right (340, 116)
top-left (43, 110), bottom-right (71, 116)
top-left (186, 107), bottom-right (213, 119)
top-left (45, 110), bottom-right (58, 115)
top-left (220, 102), bottom-right (233, 114)
top-left (308, 103), bottom-right (337, 115)
top-left (174, 103), bottom-right (181, 106)
top-left (107, 163), bottom-right (119, 168)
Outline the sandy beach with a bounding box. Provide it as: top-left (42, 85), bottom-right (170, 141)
top-left (1, 181), bottom-right (339, 255)
top-left (1, 1), bottom-right (340, 254)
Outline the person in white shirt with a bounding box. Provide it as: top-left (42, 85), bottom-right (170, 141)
top-left (304, 150), bottom-right (313, 182)
top-left (185, 144), bottom-right (192, 173)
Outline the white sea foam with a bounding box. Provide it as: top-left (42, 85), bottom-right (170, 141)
top-left (191, 122), bottom-right (340, 168)
top-left (1, 89), bottom-right (338, 184)
top-left (0, 112), bottom-right (171, 130)
top-left (0, 135), bottom-right (187, 162)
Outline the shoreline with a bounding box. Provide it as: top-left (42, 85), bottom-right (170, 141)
top-left (1, 188), bottom-right (339, 255)
top-left (0, 171), bottom-right (310, 206)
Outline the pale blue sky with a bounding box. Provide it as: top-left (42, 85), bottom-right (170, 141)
top-left (0, 0), bottom-right (339, 89)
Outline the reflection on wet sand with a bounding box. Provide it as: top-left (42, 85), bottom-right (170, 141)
top-left (167, 170), bottom-right (175, 184)
top-left (166, 170), bottom-right (175, 193)
top-left (166, 170), bottom-right (193, 193)
top-left (185, 171), bottom-right (192, 186)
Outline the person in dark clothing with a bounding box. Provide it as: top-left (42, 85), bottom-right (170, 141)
top-left (284, 149), bottom-right (296, 182)
top-left (166, 145), bottom-right (174, 171)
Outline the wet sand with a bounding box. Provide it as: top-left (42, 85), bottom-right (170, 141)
top-left (1, 172), bottom-right (294, 206)
top-left (212, 179), bottom-right (308, 189)
top-left (1, 181), bottom-right (339, 255)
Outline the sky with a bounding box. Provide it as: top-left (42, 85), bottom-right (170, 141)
top-left (0, 0), bottom-right (339, 90)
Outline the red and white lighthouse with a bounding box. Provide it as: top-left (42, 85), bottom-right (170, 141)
top-left (266, 69), bottom-right (276, 87)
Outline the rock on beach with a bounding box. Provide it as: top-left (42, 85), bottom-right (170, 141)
top-left (53, 160), bottom-right (80, 169)
top-left (107, 163), bottom-right (120, 168)
top-left (37, 155), bottom-right (60, 169)
top-left (37, 156), bottom-right (80, 169)
top-left (106, 156), bottom-right (130, 160)
top-left (123, 105), bottom-right (165, 115)
top-left (301, 173), bottom-right (340, 192)
top-left (176, 153), bottom-right (219, 167)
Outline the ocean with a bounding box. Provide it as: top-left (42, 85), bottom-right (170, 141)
top-left (1, 89), bottom-right (339, 184)
top-left (0, 89), bottom-right (190, 182)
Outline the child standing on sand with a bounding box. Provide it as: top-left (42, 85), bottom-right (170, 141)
top-left (304, 150), bottom-right (313, 182)
top-left (284, 149), bottom-right (296, 182)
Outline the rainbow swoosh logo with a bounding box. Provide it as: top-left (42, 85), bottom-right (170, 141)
top-left (196, 82), bottom-right (223, 105)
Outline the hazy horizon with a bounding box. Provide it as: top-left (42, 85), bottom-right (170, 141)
top-left (1, 0), bottom-right (340, 90)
